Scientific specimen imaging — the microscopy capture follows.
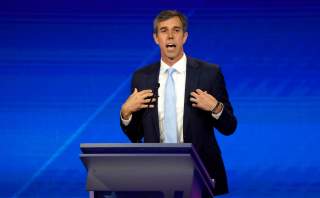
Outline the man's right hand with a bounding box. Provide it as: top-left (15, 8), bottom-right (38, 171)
top-left (121, 88), bottom-right (156, 120)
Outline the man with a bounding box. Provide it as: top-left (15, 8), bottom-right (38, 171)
top-left (120, 10), bottom-right (237, 196)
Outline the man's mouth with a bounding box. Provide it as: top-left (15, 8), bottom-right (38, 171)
top-left (166, 43), bottom-right (176, 49)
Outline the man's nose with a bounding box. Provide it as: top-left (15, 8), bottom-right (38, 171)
top-left (168, 31), bottom-right (174, 39)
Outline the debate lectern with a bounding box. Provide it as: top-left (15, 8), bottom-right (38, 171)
top-left (80, 143), bottom-right (215, 198)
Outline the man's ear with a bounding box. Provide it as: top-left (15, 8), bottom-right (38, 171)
top-left (153, 33), bottom-right (159, 45)
top-left (183, 32), bottom-right (188, 44)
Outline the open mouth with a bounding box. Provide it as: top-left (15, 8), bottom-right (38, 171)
top-left (166, 43), bottom-right (176, 49)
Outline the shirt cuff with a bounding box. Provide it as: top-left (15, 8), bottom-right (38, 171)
top-left (120, 112), bottom-right (132, 126)
top-left (211, 103), bottom-right (224, 120)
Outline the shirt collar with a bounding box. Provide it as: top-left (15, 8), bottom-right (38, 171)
top-left (160, 53), bottom-right (187, 74)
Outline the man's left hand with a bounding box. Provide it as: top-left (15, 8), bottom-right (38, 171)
top-left (190, 89), bottom-right (218, 112)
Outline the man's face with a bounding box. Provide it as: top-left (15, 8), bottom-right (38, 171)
top-left (153, 16), bottom-right (188, 65)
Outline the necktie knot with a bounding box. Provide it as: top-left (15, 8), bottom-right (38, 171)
top-left (167, 67), bottom-right (176, 76)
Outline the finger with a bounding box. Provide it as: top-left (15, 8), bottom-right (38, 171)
top-left (133, 88), bottom-right (138, 94)
top-left (190, 97), bottom-right (197, 103)
top-left (130, 88), bottom-right (138, 96)
top-left (190, 92), bottom-right (199, 98)
top-left (138, 91), bottom-right (153, 99)
top-left (138, 89), bottom-right (153, 95)
top-left (141, 92), bottom-right (154, 99)
top-left (143, 97), bottom-right (156, 104)
top-left (192, 103), bottom-right (198, 108)
top-left (196, 89), bottom-right (204, 94)
top-left (141, 104), bottom-right (154, 108)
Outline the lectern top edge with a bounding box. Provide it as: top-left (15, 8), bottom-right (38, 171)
top-left (80, 143), bottom-right (192, 148)
top-left (80, 143), bottom-right (194, 154)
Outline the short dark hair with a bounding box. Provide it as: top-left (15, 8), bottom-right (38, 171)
top-left (153, 10), bottom-right (188, 34)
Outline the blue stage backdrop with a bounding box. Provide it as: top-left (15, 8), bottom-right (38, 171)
top-left (1, 1), bottom-right (320, 197)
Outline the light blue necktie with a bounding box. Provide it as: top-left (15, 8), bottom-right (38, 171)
top-left (164, 67), bottom-right (177, 143)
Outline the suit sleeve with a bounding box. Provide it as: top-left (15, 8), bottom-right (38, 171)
top-left (211, 68), bottom-right (237, 136)
top-left (120, 73), bottom-right (144, 142)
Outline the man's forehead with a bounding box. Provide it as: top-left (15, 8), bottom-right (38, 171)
top-left (158, 17), bottom-right (183, 28)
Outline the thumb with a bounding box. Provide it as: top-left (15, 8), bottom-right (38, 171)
top-left (133, 88), bottom-right (138, 94)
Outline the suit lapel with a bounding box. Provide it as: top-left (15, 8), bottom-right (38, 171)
top-left (146, 63), bottom-right (161, 142)
top-left (183, 57), bottom-right (199, 142)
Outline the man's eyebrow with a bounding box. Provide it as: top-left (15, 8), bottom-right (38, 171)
top-left (158, 26), bottom-right (182, 31)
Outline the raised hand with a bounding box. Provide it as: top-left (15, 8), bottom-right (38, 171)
top-left (121, 88), bottom-right (156, 119)
top-left (190, 89), bottom-right (221, 113)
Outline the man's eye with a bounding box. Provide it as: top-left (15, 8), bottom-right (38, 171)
top-left (160, 29), bottom-right (167, 33)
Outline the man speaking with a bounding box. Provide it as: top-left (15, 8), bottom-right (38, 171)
top-left (120, 10), bottom-right (237, 197)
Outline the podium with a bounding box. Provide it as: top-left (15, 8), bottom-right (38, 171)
top-left (80, 143), bottom-right (215, 198)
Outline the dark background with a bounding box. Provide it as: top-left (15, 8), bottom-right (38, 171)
top-left (1, 0), bottom-right (320, 197)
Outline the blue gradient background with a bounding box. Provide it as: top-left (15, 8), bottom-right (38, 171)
top-left (1, 0), bottom-right (320, 197)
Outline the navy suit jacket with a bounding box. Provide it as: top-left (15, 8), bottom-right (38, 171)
top-left (121, 57), bottom-right (237, 196)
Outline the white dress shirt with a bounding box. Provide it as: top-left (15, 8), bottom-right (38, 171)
top-left (121, 53), bottom-right (223, 143)
top-left (158, 54), bottom-right (187, 143)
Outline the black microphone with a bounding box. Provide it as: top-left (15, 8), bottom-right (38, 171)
top-left (147, 83), bottom-right (160, 108)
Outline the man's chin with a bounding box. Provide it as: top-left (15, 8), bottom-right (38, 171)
top-left (165, 53), bottom-right (178, 60)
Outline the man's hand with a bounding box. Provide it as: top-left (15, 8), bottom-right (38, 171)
top-left (121, 88), bottom-right (156, 120)
top-left (190, 89), bottom-right (221, 113)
